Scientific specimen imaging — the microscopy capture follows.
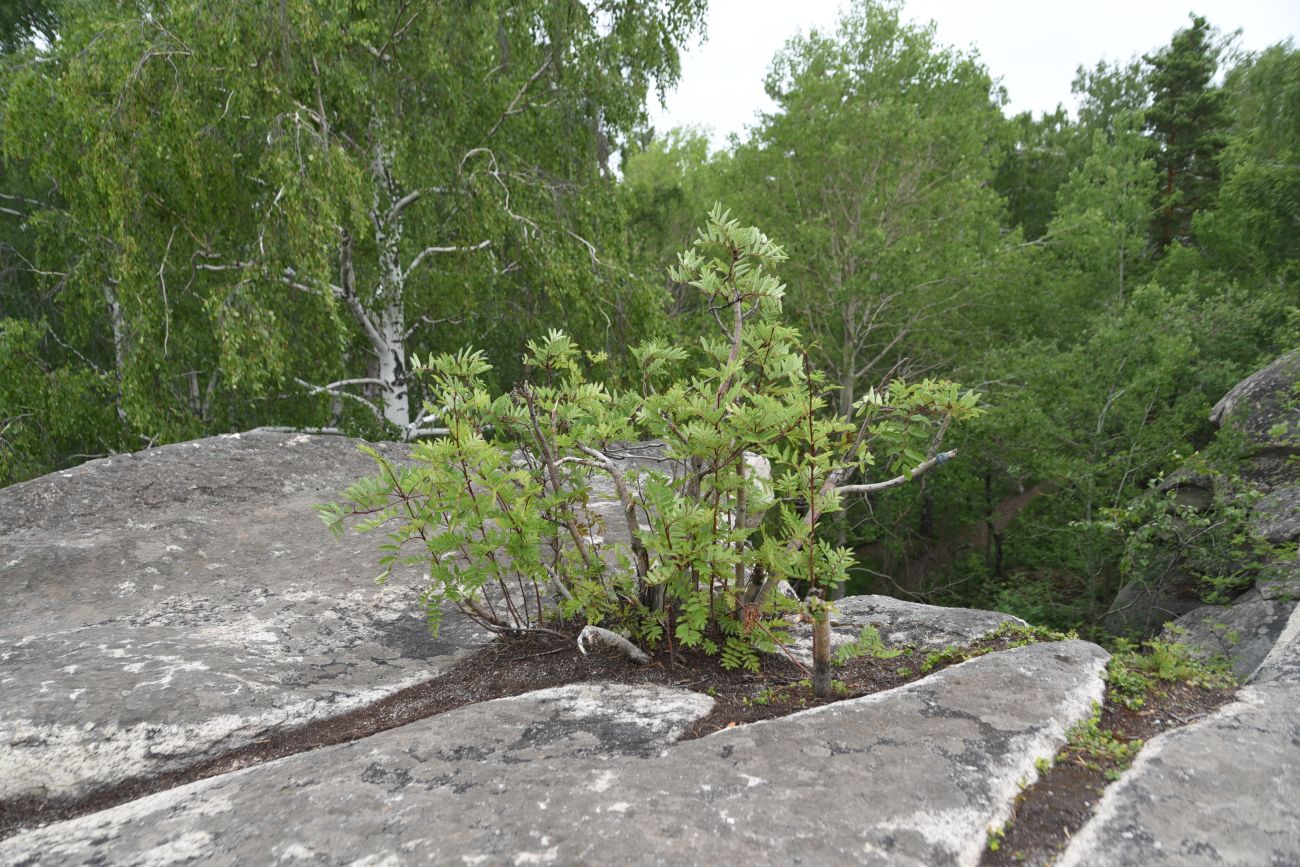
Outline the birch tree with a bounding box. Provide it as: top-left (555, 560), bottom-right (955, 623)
top-left (1, 0), bottom-right (704, 450)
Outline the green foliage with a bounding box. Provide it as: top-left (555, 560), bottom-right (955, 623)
top-left (1105, 460), bottom-right (1279, 606)
top-left (916, 621), bottom-right (1069, 673)
top-left (3, 0), bottom-right (1297, 659)
top-left (1106, 635), bottom-right (1236, 710)
top-left (1061, 702), bottom-right (1142, 774)
top-left (323, 209), bottom-right (978, 691)
top-left (0, 319), bottom-right (124, 486)
top-left (833, 625), bottom-right (902, 665)
top-left (1, 0), bottom-right (706, 478)
top-left (994, 106), bottom-right (1084, 241)
top-left (714, 0), bottom-right (1005, 412)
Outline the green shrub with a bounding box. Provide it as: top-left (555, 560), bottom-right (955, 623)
top-left (320, 208), bottom-right (981, 696)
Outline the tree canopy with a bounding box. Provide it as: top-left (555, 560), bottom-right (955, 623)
top-left (2, 0), bottom-right (1295, 635)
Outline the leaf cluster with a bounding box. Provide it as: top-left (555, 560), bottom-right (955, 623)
top-left (321, 208), bottom-right (979, 667)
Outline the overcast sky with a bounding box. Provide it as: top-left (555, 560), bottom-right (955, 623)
top-left (649, 0), bottom-right (1300, 149)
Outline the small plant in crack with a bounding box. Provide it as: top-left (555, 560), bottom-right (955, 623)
top-left (918, 623), bottom-right (1071, 673)
top-left (1060, 703), bottom-right (1141, 777)
top-left (1106, 635), bottom-right (1236, 710)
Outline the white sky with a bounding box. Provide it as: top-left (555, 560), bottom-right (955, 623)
top-left (649, 0), bottom-right (1300, 149)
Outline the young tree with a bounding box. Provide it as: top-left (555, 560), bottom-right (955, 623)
top-left (1048, 111), bottom-right (1158, 307)
top-left (323, 208), bottom-right (981, 697)
top-left (1073, 58), bottom-right (1149, 142)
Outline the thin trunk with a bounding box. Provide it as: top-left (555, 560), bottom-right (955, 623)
top-left (102, 281), bottom-right (128, 425)
top-left (812, 610), bottom-right (832, 697)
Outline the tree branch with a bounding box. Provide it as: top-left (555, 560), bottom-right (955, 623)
top-left (487, 55), bottom-right (552, 139)
top-left (294, 377), bottom-right (385, 423)
top-left (836, 449), bottom-right (957, 495)
top-left (405, 239), bottom-right (491, 278)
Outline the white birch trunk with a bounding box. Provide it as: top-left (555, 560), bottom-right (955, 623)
top-left (102, 281), bottom-right (129, 424)
top-left (369, 136), bottom-right (410, 431)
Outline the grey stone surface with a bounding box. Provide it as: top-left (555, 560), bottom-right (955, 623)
top-left (787, 594), bottom-right (1024, 666)
top-left (1254, 486), bottom-right (1300, 544)
top-left (0, 640), bottom-right (1108, 866)
top-left (1210, 349), bottom-right (1300, 458)
top-left (1156, 467), bottom-right (1215, 511)
top-left (0, 430), bottom-right (489, 802)
top-left (1165, 591), bottom-right (1298, 679)
top-left (1257, 557), bottom-right (1300, 601)
top-left (1058, 681), bottom-right (1300, 867)
top-left (1252, 598), bottom-right (1300, 685)
top-left (1103, 574), bottom-right (1205, 638)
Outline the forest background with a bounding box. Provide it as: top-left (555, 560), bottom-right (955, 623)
top-left (1, 0), bottom-right (1296, 632)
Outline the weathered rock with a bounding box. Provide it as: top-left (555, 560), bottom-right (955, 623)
top-left (787, 594), bottom-right (1024, 666)
top-left (1058, 681), bottom-right (1300, 867)
top-left (580, 441), bottom-right (772, 552)
top-left (1156, 467), bottom-right (1215, 512)
top-left (0, 430), bottom-right (489, 802)
top-left (1164, 590), bottom-right (1298, 679)
top-left (1065, 601), bottom-right (1300, 865)
top-left (1257, 557), bottom-right (1300, 601)
top-left (1209, 348), bottom-right (1300, 459)
top-left (0, 640), bottom-right (1107, 866)
top-left (1102, 573), bottom-right (1205, 638)
top-left (1252, 597), bottom-right (1300, 685)
top-left (1253, 485), bottom-right (1300, 544)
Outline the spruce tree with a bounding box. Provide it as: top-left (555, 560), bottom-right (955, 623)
top-left (1143, 15), bottom-right (1231, 249)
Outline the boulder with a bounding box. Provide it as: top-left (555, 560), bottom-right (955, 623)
top-left (0, 430), bottom-right (489, 802)
top-left (1162, 589), bottom-right (1298, 679)
top-left (0, 640), bottom-right (1108, 867)
top-left (1252, 485), bottom-right (1300, 544)
top-left (1102, 571), bottom-right (1206, 638)
top-left (786, 594), bottom-right (1024, 666)
top-left (1155, 467), bottom-right (1215, 512)
top-left (1256, 556), bottom-right (1300, 601)
top-left (1252, 596), bottom-right (1300, 685)
top-left (1209, 349), bottom-right (1300, 458)
top-left (1062, 602), bottom-right (1300, 866)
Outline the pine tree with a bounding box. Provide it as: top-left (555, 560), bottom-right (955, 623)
top-left (1143, 15), bottom-right (1231, 249)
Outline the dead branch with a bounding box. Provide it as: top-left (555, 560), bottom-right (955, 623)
top-left (577, 625), bottom-right (650, 664)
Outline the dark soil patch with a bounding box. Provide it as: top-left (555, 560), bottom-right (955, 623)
top-left (0, 625), bottom-right (1035, 840)
top-left (981, 679), bottom-right (1236, 866)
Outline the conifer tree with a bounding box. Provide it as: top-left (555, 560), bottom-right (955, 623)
top-left (1143, 15), bottom-right (1231, 248)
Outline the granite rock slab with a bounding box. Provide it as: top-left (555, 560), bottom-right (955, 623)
top-left (0, 640), bottom-right (1108, 866)
top-left (786, 594), bottom-right (1025, 666)
top-left (1058, 680), bottom-right (1300, 867)
top-left (0, 430), bottom-right (489, 802)
top-left (1252, 597), bottom-right (1300, 685)
top-left (1062, 600), bottom-right (1300, 866)
top-left (1166, 591), bottom-right (1299, 680)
